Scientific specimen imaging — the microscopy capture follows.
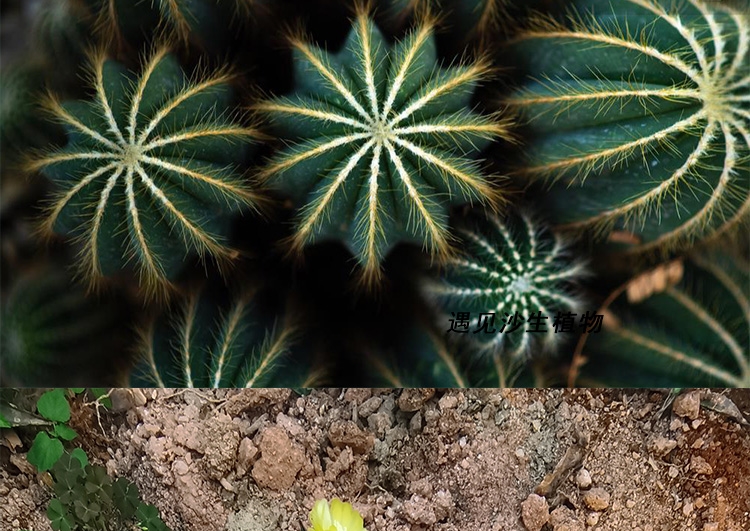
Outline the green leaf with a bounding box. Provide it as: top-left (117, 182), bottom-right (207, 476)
top-left (27, 432), bottom-right (64, 472)
top-left (137, 503), bottom-right (169, 531)
top-left (113, 477), bottom-right (141, 519)
top-left (37, 389), bottom-right (71, 423)
top-left (70, 447), bottom-right (88, 468)
top-left (53, 424), bottom-right (78, 441)
top-left (0, 412), bottom-right (10, 428)
top-left (69, 388), bottom-right (85, 394)
top-left (47, 499), bottom-right (73, 531)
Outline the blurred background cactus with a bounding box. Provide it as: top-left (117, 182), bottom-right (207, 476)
top-left (1, 0), bottom-right (748, 388)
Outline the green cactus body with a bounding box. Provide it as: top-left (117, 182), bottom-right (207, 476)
top-left (422, 212), bottom-right (586, 359)
top-left (256, 12), bottom-right (509, 283)
top-left (580, 251), bottom-right (750, 387)
top-left (87, 0), bottom-right (255, 51)
top-left (130, 287), bottom-right (314, 388)
top-left (1, 65), bottom-right (65, 162)
top-left (377, 0), bottom-right (506, 46)
top-left (367, 321), bottom-right (536, 387)
top-left (0, 270), bottom-right (123, 386)
top-left (507, 0), bottom-right (750, 254)
top-left (29, 50), bottom-right (261, 295)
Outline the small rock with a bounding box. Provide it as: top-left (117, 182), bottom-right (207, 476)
top-left (521, 493), bottom-right (549, 531)
top-left (398, 389), bottom-right (435, 412)
top-left (408, 411), bottom-right (423, 433)
top-left (236, 438), bottom-right (258, 477)
top-left (358, 396), bottom-right (383, 418)
top-left (328, 420), bottom-right (374, 454)
top-left (575, 468), bottom-right (592, 489)
top-left (649, 436), bottom-right (678, 457)
top-left (251, 427), bottom-right (305, 490)
top-left (673, 391), bottom-right (701, 420)
top-left (682, 501), bottom-right (693, 516)
top-left (586, 512), bottom-right (600, 526)
top-left (703, 523), bottom-right (719, 531)
top-left (549, 506), bottom-right (584, 531)
top-left (690, 456), bottom-right (713, 476)
top-left (582, 488), bottom-right (610, 511)
top-left (220, 477), bottom-right (234, 492)
top-left (438, 394), bottom-right (458, 411)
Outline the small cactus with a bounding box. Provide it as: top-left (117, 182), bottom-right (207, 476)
top-left (507, 0), bottom-right (750, 254)
top-left (28, 49), bottom-right (261, 295)
top-left (130, 286), bottom-right (317, 388)
top-left (256, 10), bottom-right (509, 284)
top-left (86, 0), bottom-right (258, 51)
top-left (0, 269), bottom-right (124, 386)
top-left (421, 211), bottom-right (586, 359)
top-left (579, 250), bottom-right (750, 387)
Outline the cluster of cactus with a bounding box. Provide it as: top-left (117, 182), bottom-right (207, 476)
top-left (0, 0), bottom-right (747, 389)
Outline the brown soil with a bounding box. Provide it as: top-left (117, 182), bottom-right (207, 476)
top-left (2, 388), bottom-right (749, 531)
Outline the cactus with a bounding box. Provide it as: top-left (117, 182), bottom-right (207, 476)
top-left (507, 0), bottom-right (750, 254)
top-left (0, 269), bottom-right (124, 387)
top-left (256, 10), bottom-right (509, 284)
top-left (578, 249), bottom-right (750, 387)
top-left (421, 211), bottom-right (586, 360)
top-left (1, 65), bottom-right (65, 163)
top-left (28, 49), bottom-right (261, 295)
top-left (85, 0), bottom-right (258, 51)
top-left (130, 286), bottom-right (319, 388)
top-left (376, 0), bottom-right (507, 47)
top-left (366, 320), bottom-right (540, 387)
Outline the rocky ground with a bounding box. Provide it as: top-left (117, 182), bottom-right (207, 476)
top-left (2, 388), bottom-right (750, 531)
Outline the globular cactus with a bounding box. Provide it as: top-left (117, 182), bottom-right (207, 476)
top-left (85, 0), bottom-right (260, 51)
top-left (421, 211), bottom-right (586, 359)
top-left (1, 65), bottom-right (65, 163)
top-left (256, 10), bottom-right (509, 284)
top-left (376, 0), bottom-right (508, 48)
top-left (130, 286), bottom-right (319, 388)
top-left (28, 49), bottom-right (261, 295)
top-left (507, 0), bottom-right (750, 254)
top-left (366, 320), bottom-right (538, 387)
top-left (0, 269), bottom-right (124, 386)
top-left (578, 250), bottom-right (750, 387)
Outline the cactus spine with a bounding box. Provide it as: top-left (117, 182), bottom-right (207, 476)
top-left (507, 0), bottom-right (750, 254)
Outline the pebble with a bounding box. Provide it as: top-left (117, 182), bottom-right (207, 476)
top-left (575, 468), bottom-right (592, 489)
top-left (521, 494), bottom-right (549, 531)
top-left (586, 512), bottom-right (600, 526)
top-left (582, 488), bottom-right (611, 511)
top-left (690, 456), bottom-right (713, 475)
top-left (673, 391), bottom-right (701, 420)
top-left (649, 436), bottom-right (678, 457)
top-left (703, 524), bottom-right (719, 531)
top-left (398, 389), bottom-right (435, 412)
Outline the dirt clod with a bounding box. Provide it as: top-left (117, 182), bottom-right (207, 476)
top-left (582, 487), bottom-right (611, 511)
top-left (251, 426), bottom-right (305, 490)
top-left (521, 494), bottom-right (549, 531)
top-left (673, 391), bottom-right (702, 420)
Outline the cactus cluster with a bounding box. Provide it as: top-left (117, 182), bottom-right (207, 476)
top-left (1, 0), bottom-right (748, 389)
